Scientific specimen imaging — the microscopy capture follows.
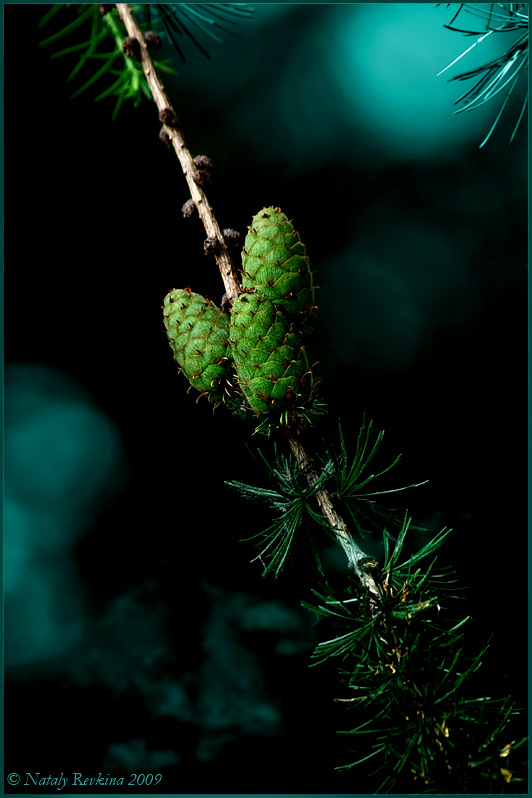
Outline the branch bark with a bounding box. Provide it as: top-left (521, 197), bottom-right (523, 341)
top-left (115, 3), bottom-right (241, 304)
top-left (286, 432), bottom-right (381, 602)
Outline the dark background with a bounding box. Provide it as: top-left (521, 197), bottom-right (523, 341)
top-left (4, 4), bottom-right (528, 794)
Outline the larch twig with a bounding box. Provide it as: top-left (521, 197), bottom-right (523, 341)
top-left (115, 2), bottom-right (381, 602)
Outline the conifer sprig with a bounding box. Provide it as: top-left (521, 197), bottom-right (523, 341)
top-left (227, 417), bottom-right (429, 578)
top-left (439, 3), bottom-right (529, 145)
top-left (39, 4), bottom-right (177, 118)
top-left (227, 445), bottom-right (335, 576)
top-left (302, 522), bottom-right (526, 792)
top-left (323, 418), bottom-right (428, 538)
top-left (39, 3), bottom-right (253, 119)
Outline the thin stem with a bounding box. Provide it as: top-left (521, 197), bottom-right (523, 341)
top-left (286, 431), bottom-right (381, 604)
top-left (115, 3), bottom-right (241, 304)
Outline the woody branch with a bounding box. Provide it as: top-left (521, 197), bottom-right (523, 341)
top-left (115, 2), bottom-right (240, 304)
top-left (115, 3), bottom-right (381, 601)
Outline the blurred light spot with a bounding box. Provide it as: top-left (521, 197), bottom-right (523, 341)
top-left (165, 5), bottom-right (297, 108)
top-left (196, 586), bottom-right (283, 758)
top-left (71, 593), bottom-right (170, 690)
top-left (152, 679), bottom-right (194, 721)
top-left (5, 559), bottom-right (85, 668)
top-left (244, 4), bottom-right (297, 29)
top-left (321, 215), bottom-right (470, 372)
top-left (4, 363), bottom-right (126, 670)
top-left (329, 4), bottom-right (503, 160)
top-left (105, 738), bottom-right (180, 771)
top-left (6, 365), bottom-right (124, 521)
top-left (239, 599), bottom-right (305, 634)
top-left (221, 9), bottom-right (349, 172)
top-left (3, 500), bottom-right (29, 595)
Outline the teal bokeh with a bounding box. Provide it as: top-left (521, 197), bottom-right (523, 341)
top-left (167, 4), bottom-right (517, 169)
top-left (4, 364), bottom-right (126, 668)
top-left (327, 4), bottom-right (502, 160)
top-left (320, 212), bottom-right (472, 373)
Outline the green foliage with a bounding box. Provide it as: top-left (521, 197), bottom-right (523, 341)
top-left (228, 444), bottom-right (334, 576)
top-left (39, 4), bottom-right (176, 119)
top-left (229, 291), bottom-right (314, 416)
top-left (228, 415), bottom-right (527, 790)
top-left (241, 207), bottom-right (315, 322)
top-left (227, 417), bottom-right (417, 576)
top-left (39, 3), bottom-right (254, 118)
top-left (439, 3), bottom-right (529, 146)
top-left (302, 520), bottom-right (527, 793)
top-left (323, 417), bottom-right (428, 538)
top-left (163, 287), bottom-right (233, 405)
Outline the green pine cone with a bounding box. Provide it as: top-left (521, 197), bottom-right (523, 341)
top-left (229, 290), bottom-right (313, 414)
top-left (241, 207), bottom-right (314, 320)
top-left (163, 287), bottom-right (232, 404)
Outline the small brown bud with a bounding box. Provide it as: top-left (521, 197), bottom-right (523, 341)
top-left (99, 5), bottom-right (113, 15)
top-left (159, 127), bottom-right (171, 148)
top-left (181, 199), bottom-right (197, 218)
top-left (193, 155), bottom-right (213, 171)
top-left (144, 31), bottom-right (162, 49)
top-left (222, 228), bottom-right (241, 247)
top-left (204, 237), bottom-right (220, 256)
top-left (123, 36), bottom-right (141, 59)
top-left (192, 169), bottom-right (212, 188)
top-left (159, 107), bottom-right (179, 127)
top-left (221, 293), bottom-right (232, 314)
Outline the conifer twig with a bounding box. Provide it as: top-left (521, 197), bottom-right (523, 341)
top-left (286, 432), bottom-right (381, 602)
top-left (116, 3), bottom-right (380, 600)
top-left (115, 3), bottom-right (240, 304)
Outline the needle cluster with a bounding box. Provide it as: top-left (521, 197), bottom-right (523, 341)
top-left (303, 518), bottom-right (527, 793)
top-left (39, 4), bottom-right (177, 118)
top-left (439, 3), bottom-right (529, 145)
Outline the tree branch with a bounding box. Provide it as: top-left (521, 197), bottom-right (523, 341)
top-left (116, 3), bottom-right (380, 600)
top-left (115, 3), bottom-right (241, 304)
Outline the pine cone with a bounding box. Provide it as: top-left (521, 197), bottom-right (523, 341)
top-left (229, 291), bottom-right (312, 414)
top-left (241, 207), bottom-right (314, 321)
top-left (163, 288), bottom-right (232, 404)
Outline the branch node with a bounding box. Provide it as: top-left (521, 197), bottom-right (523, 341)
top-left (221, 293), bottom-right (233, 313)
top-left (193, 155), bottom-right (213, 171)
top-left (145, 31), bottom-right (162, 50)
top-left (193, 169), bottom-right (212, 188)
top-left (223, 228), bottom-right (242, 248)
top-left (122, 35), bottom-right (140, 59)
top-left (181, 199), bottom-right (197, 218)
top-left (204, 236), bottom-right (220, 256)
top-left (159, 127), bottom-right (171, 148)
top-left (159, 107), bottom-right (179, 128)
